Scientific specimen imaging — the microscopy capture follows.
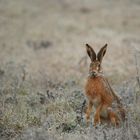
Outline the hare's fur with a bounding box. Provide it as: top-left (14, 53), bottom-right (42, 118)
top-left (85, 44), bottom-right (125, 126)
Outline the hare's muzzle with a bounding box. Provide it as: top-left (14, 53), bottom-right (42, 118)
top-left (89, 71), bottom-right (97, 77)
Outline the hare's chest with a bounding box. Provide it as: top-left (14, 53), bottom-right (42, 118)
top-left (85, 78), bottom-right (105, 96)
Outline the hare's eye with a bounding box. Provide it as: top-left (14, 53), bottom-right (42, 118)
top-left (97, 62), bottom-right (100, 66)
top-left (90, 63), bottom-right (93, 67)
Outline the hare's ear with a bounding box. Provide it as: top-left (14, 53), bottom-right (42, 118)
top-left (86, 44), bottom-right (96, 62)
top-left (97, 44), bottom-right (107, 62)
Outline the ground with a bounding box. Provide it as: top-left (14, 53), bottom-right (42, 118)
top-left (0, 0), bottom-right (140, 140)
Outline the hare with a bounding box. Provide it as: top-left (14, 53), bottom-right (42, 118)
top-left (85, 43), bottom-right (125, 126)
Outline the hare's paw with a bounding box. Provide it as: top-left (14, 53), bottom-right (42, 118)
top-left (94, 115), bottom-right (101, 126)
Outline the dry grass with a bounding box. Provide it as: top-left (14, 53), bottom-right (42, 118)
top-left (0, 63), bottom-right (140, 140)
top-left (0, 0), bottom-right (140, 139)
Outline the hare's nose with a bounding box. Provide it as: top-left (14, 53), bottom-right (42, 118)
top-left (92, 71), bottom-right (97, 76)
top-left (92, 71), bottom-right (96, 74)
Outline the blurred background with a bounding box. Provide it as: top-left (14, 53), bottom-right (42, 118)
top-left (0, 0), bottom-right (140, 139)
top-left (0, 0), bottom-right (140, 85)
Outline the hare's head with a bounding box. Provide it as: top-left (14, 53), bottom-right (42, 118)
top-left (86, 43), bottom-right (107, 77)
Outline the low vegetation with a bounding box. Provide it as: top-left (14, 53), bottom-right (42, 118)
top-left (0, 63), bottom-right (140, 140)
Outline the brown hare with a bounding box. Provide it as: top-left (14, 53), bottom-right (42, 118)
top-left (85, 43), bottom-right (125, 126)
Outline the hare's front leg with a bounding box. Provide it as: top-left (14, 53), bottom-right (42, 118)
top-left (94, 103), bottom-right (103, 126)
top-left (86, 101), bottom-right (93, 126)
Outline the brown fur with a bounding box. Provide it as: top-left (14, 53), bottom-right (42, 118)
top-left (85, 44), bottom-right (125, 126)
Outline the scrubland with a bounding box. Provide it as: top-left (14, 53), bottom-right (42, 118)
top-left (0, 0), bottom-right (140, 139)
